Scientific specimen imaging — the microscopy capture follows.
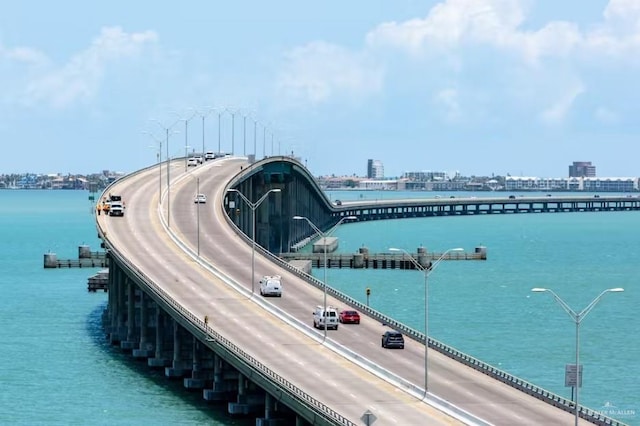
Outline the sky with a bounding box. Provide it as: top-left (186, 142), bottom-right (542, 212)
top-left (1, 0), bottom-right (639, 178)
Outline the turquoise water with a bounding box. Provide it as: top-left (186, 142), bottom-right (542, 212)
top-left (0, 190), bottom-right (252, 426)
top-left (0, 189), bottom-right (636, 425)
top-left (325, 190), bottom-right (639, 423)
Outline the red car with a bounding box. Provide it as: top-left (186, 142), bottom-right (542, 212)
top-left (339, 309), bottom-right (360, 324)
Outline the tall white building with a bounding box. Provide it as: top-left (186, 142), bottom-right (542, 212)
top-left (367, 159), bottom-right (384, 179)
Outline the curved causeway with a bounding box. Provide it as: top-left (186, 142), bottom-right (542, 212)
top-left (98, 156), bottom-right (612, 425)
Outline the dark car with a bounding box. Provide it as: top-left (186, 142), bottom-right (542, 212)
top-left (339, 309), bottom-right (360, 324)
top-left (508, 195), bottom-right (516, 199)
top-left (381, 331), bottom-right (404, 349)
top-left (334, 199), bottom-right (342, 206)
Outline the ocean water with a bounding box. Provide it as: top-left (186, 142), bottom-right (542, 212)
top-left (0, 189), bottom-right (637, 425)
top-left (0, 190), bottom-right (252, 426)
top-left (325, 190), bottom-right (639, 424)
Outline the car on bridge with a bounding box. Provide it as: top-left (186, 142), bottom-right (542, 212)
top-left (109, 201), bottom-right (125, 217)
top-left (339, 309), bottom-right (360, 324)
top-left (313, 305), bottom-right (339, 330)
top-left (194, 194), bottom-right (207, 204)
top-left (187, 158), bottom-right (198, 167)
top-left (381, 331), bottom-right (404, 349)
top-left (259, 275), bottom-right (282, 297)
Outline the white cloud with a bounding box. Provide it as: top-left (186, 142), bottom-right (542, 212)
top-left (366, 0), bottom-right (526, 55)
top-left (276, 41), bottom-right (383, 105)
top-left (1, 46), bottom-right (48, 66)
top-left (23, 27), bottom-right (158, 108)
top-left (366, 0), bottom-right (640, 63)
top-left (584, 0), bottom-right (640, 58)
top-left (540, 82), bottom-right (584, 124)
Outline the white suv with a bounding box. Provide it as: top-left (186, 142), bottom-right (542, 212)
top-left (312, 305), bottom-right (339, 330)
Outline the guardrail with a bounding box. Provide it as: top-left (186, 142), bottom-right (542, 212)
top-left (223, 175), bottom-right (627, 426)
top-left (98, 164), bottom-right (356, 426)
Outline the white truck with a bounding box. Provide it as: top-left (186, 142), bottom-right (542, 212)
top-left (312, 305), bottom-right (339, 330)
top-left (259, 275), bottom-right (282, 297)
top-left (109, 201), bottom-right (124, 217)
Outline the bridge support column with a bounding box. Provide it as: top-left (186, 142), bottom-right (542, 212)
top-left (133, 292), bottom-right (154, 358)
top-left (108, 266), bottom-right (118, 342)
top-left (103, 258), bottom-right (115, 334)
top-left (111, 268), bottom-right (127, 345)
top-left (228, 374), bottom-right (262, 415)
top-left (165, 320), bottom-right (185, 378)
top-left (120, 279), bottom-right (137, 351)
top-left (184, 339), bottom-right (207, 389)
top-left (417, 246), bottom-right (430, 269)
top-left (148, 307), bottom-right (169, 367)
top-left (256, 393), bottom-right (285, 426)
top-left (203, 354), bottom-right (228, 401)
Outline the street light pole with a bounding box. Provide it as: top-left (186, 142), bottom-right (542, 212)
top-left (531, 287), bottom-right (624, 426)
top-left (143, 131), bottom-right (162, 204)
top-left (293, 215), bottom-right (357, 342)
top-left (152, 118), bottom-right (180, 227)
top-left (174, 111), bottom-right (196, 172)
top-left (230, 109), bottom-right (235, 155)
top-left (243, 114), bottom-right (247, 156)
top-left (196, 177), bottom-right (200, 256)
top-left (198, 106), bottom-right (213, 155)
top-left (226, 188), bottom-right (281, 295)
top-left (217, 110), bottom-right (222, 153)
top-left (253, 118), bottom-right (257, 158)
top-left (389, 247), bottom-right (464, 396)
top-left (263, 124), bottom-right (266, 159)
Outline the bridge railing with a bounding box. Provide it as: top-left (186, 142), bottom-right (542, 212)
top-left (221, 181), bottom-right (626, 426)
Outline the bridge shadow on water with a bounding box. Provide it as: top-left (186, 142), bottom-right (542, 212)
top-left (85, 303), bottom-right (254, 426)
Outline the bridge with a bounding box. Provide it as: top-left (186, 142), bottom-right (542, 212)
top-left (98, 156), bottom-right (625, 425)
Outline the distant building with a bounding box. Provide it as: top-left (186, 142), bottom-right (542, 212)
top-left (403, 171), bottom-right (447, 181)
top-left (366, 159), bottom-right (384, 179)
top-left (569, 161), bottom-right (596, 177)
top-left (505, 176), bottom-right (637, 192)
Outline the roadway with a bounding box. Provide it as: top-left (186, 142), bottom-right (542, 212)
top-left (100, 157), bottom-right (584, 425)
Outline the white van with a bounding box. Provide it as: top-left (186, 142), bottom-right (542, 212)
top-left (259, 275), bottom-right (282, 297)
top-left (312, 305), bottom-right (339, 330)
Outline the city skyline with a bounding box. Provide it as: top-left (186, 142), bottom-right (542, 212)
top-left (1, 1), bottom-right (639, 177)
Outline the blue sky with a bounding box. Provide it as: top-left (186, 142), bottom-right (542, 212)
top-left (1, 0), bottom-right (638, 178)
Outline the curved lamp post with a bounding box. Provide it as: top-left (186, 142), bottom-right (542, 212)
top-left (226, 188), bottom-right (281, 295)
top-left (293, 215), bottom-right (357, 341)
top-left (531, 287), bottom-right (624, 426)
top-left (389, 246), bottom-right (463, 396)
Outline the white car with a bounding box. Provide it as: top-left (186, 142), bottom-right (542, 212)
top-left (194, 194), bottom-right (207, 204)
top-left (187, 158), bottom-right (198, 167)
top-left (193, 155), bottom-right (204, 164)
top-left (204, 151), bottom-right (215, 161)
